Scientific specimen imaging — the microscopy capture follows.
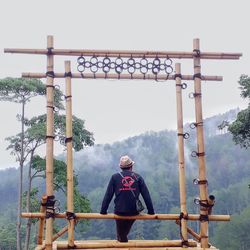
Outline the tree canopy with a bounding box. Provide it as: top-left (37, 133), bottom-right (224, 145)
top-left (229, 75), bottom-right (250, 148)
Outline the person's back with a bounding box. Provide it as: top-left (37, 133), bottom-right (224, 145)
top-left (100, 155), bottom-right (155, 242)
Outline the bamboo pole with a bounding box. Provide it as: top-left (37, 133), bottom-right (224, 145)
top-left (65, 60), bottom-right (75, 248)
top-left (56, 240), bottom-right (197, 249)
top-left (37, 195), bottom-right (48, 245)
top-left (4, 47), bottom-right (242, 59)
top-left (45, 35), bottom-right (55, 250)
top-left (21, 212), bottom-right (230, 221)
top-left (22, 72), bottom-right (223, 81)
top-left (175, 63), bottom-right (188, 246)
top-left (175, 220), bottom-right (201, 242)
top-left (36, 226), bottom-right (69, 250)
top-left (193, 38), bottom-right (209, 248)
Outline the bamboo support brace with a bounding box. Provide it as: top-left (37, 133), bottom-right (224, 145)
top-left (4, 48), bottom-right (242, 59)
top-left (56, 240), bottom-right (197, 248)
top-left (21, 212), bottom-right (230, 221)
top-left (22, 72), bottom-right (223, 81)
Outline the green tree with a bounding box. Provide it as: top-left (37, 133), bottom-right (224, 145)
top-left (212, 207), bottom-right (250, 250)
top-left (229, 75), bottom-right (250, 148)
top-left (0, 77), bottom-right (63, 250)
top-left (6, 113), bottom-right (94, 249)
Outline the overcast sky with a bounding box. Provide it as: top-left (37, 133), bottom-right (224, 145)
top-left (0, 0), bottom-right (249, 169)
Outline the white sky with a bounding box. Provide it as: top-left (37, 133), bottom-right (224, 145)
top-left (0, 0), bottom-right (249, 169)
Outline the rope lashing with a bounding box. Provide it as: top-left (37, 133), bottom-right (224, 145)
top-left (191, 151), bottom-right (205, 157)
top-left (178, 212), bottom-right (189, 246)
top-left (193, 49), bottom-right (201, 57)
top-left (64, 72), bottom-right (72, 77)
top-left (42, 195), bottom-right (60, 219)
top-left (177, 132), bottom-right (190, 139)
top-left (199, 214), bottom-right (209, 222)
top-left (46, 71), bottom-right (55, 78)
top-left (66, 211), bottom-right (77, 221)
top-left (193, 179), bottom-right (208, 185)
top-left (193, 73), bottom-right (202, 79)
top-left (189, 92), bottom-right (202, 99)
top-left (190, 122), bottom-right (203, 129)
top-left (47, 47), bottom-right (53, 55)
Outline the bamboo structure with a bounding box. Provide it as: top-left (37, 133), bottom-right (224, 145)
top-left (175, 63), bottom-right (188, 246)
top-left (45, 35), bottom-right (55, 250)
top-left (21, 212), bottom-right (230, 221)
top-left (65, 60), bottom-right (75, 247)
top-left (192, 39), bottom-right (209, 248)
top-left (4, 36), bottom-right (242, 249)
top-left (21, 72), bottom-right (223, 81)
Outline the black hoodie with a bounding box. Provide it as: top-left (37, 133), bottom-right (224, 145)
top-left (100, 170), bottom-right (155, 215)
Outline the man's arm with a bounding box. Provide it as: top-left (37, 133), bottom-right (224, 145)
top-left (139, 177), bottom-right (155, 215)
top-left (100, 176), bottom-right (115, 214)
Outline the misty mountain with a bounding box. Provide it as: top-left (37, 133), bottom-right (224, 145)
top-left (0, 108), bottom-right (249, 247)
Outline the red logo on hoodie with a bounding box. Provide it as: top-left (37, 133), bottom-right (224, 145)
top-left (120, 176), bottom-right (136, 191)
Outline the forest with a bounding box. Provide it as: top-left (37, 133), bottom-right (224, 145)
top-left (0, 108), bottom-right (249, 250)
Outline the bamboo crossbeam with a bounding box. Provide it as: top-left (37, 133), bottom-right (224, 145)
top-left (22, 72), bottom-right (223, 81)
top-left (56, 240), bottom-right (197, 249)
top-left (4, 48), bottom-right (242, 59)
top-left (21, 212), bottom-right (230, 221)
top-left (175, 220), bottom-right (201, 242)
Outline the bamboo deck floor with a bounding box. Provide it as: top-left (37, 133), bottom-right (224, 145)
top-left (36, 240), bottom-right (219, 250)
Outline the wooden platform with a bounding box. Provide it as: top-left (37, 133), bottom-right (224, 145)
top-left (36, 240), bottom-right (219, 250)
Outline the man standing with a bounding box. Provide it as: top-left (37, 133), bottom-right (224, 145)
top-left (100, 155), bottom-right (155, 242)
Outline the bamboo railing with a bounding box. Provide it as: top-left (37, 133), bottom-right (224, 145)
top-left (21, 212), bottom-right (230, 221)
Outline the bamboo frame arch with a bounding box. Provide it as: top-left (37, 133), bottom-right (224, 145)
top-left (4, 36), bottom-right (242, 250)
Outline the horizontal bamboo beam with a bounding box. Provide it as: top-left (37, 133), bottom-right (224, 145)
top-left (56, 240), bottom-right (197, 248)
top-left (21, 212), bottom-right (230, 221)
top-left (4, 48), bottom-right (242, 59)
top-left (22, 72), bottom-right (223, 81)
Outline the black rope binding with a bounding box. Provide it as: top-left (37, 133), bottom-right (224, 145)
top-left (44, 195), bottom-right (56, 219)
top-left (190, 122), bottom-right (203, 129)
top-left (64, 95), bottom-right (72, 100)
top-left (47, 47), bottom-right (53, 55)
top-left (174, 73), bottom-right (182, 79)
top-left (193, 73), bottom-right (202, 80)
top-left (199, 214), bottom-right (209, 222)
top-left (65, 137), bottom-right (73, 143)
top-left (179, 212), bottom-right (189, 247)
top-left (193, 49), bottom-right (201, 57)
top-left (46, 85), bottom-right (55, 89)
top-left (66, 211), bottom-right (77, 221)
top-left (46, 135), bottom-right (55, 139)
top-left (191, 151), bottom-right (205, 157)
top-left (177, 133), bottom-right (190, 139)
top-left (46, 71), bottom-right (55, 78)
top-left (64, 72), bottom-right (72, 78)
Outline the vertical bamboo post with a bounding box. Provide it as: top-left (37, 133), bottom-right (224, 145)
top-left (37, 195), bottom-right (48, 245)
top-left (65, 61), bottom-right (75, 247)
top-left (45, 35), bottom-right (55, 250)
top-left (175, 63), bottom-right (188, 246)
top-left (193, 38), bottom-right (209, 248)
